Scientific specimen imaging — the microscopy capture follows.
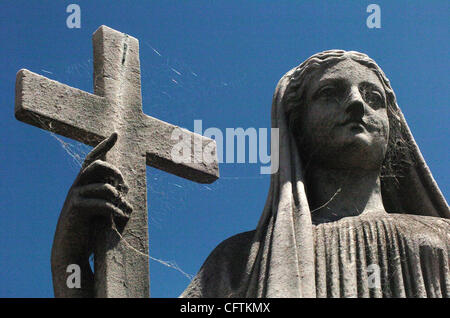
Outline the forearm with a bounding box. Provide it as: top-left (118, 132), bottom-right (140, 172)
top-left (49, 133), bottom-right (131, 297)
top-left (51, 254), bottom-right (94, 297)
top-left (51, 211), bottom-right (95, 298)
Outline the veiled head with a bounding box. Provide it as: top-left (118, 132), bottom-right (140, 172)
top-left (284, 50), bottom-right (407, 175)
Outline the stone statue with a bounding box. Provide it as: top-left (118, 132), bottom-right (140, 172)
top-left (181, 50), bottom-right (450, 297)
top-left (51, 50), bottom-right (449, 298)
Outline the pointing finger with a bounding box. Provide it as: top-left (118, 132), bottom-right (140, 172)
top-left (82, 132), bottom-right (118, 169)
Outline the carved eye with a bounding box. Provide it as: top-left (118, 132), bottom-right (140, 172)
top-left (366, 90), bottom-right (384, 108)
top-left (318, 85), bottom-right (337, 98)
top-left (361, 87), bottom-right (385, 109)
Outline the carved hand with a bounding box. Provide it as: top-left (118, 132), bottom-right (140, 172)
top-left (51, 132), bottom-right (132, 297)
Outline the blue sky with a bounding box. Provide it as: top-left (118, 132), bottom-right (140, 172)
top-left (0, 1), bottom-right (448, 297)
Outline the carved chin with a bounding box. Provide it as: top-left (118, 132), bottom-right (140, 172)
top-left (338, 138), bottom-right (387, 169)
top-left (312, 131), bottom-right (387, 169)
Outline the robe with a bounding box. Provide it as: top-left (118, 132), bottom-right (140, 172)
top-left (181, 214), bottom-right (449, 297)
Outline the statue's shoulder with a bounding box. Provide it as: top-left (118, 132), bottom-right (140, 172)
top-left (212, 230), bottom-right (256, 257)
top-left (199, 229), bottom-right (256, 275)
top-left (180, 230), bottom-right (255, 298)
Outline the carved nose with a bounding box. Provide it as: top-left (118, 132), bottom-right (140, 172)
top-left (346, 100), bottom-right (364, 119)
top-left (345, 89), bottom-right (365, 119)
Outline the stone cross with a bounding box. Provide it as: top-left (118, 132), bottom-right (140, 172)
top-left (14, 25), bottom-right (219, 297)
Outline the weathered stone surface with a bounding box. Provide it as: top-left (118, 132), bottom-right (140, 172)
top-left (15, 25), bottom-right (219, 298)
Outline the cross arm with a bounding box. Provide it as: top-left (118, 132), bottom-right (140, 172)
top-left (142, 115), bottom-right (219, 184)
top-left (15, 69), bottom-right (112, 147)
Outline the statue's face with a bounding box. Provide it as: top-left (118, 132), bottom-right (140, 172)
top-left (299, 58), bottom-right (389, 170)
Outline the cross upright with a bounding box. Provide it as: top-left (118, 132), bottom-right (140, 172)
top-left (15, 25), bottom-right (219, 297)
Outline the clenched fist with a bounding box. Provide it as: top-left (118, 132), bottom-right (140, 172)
top-left (69, 132), bottom-right (132, 228)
